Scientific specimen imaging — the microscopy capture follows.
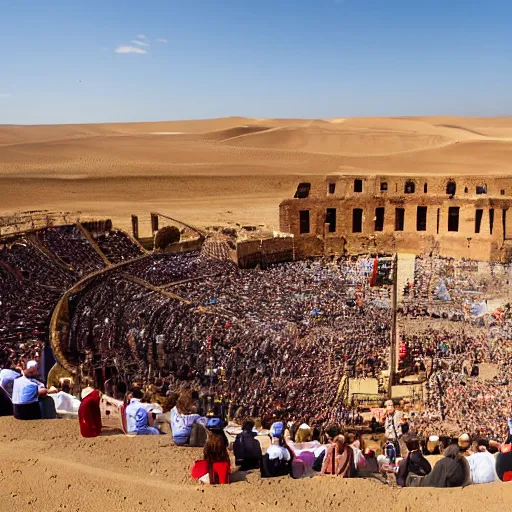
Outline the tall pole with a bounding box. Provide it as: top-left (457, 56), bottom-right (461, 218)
top-left (388, 253), bottom-right (398, 397)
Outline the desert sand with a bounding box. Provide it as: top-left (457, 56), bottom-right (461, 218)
top-left (3, 116), bottom-right (512, 235)
top-left (1, 416), bottom-right (511, 512)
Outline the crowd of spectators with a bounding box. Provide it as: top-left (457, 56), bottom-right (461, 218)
top-left (121, 252), bottom-right (236, 286)
top-left (0, 235), bottom-right (75, 366)
top-left (89, 229), bottom-right (145, 264)
top-left (398, 256), bottom-right (512, 440)
top-left (0, 225), bottom-right (147, 370)
top-left (37, 225), bottom-right (106, 277)
top-left (64, 255), bottom-right (392, 422)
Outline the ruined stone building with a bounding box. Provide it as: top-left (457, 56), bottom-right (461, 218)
top-left (279, 175), bottom-right (512, 261)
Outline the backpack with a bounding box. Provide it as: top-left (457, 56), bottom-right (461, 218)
top-left (261, 454), bottom-right (290, 478)
top-left (189, 422), bottom-right (207, 447)
top-left (234, 432), bottom-right (261, 470)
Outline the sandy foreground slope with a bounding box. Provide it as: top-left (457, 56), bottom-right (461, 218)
top-left (1, 417), bottom-right (511, 512)
top-left (2, 116), bottom-right (512, 234)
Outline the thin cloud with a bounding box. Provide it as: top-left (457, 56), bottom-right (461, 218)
top-left (132, 39), bottom-right (150, 47)
top-left (137, 34), bottom-right (147, 39)
top-left (156, 38), bottom-right (168, 43)
top-left (115, 45), bottom-right (148, 55)
top-left (0, 93), bottom-right (11, 99)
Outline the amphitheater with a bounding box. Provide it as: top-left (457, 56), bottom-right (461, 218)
top-left (0, 210), bottom-right (392, 421)
top-left (2, 196), bottom-right (512, 430)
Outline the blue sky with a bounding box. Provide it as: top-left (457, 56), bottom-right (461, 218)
top-left (1, 0), bottom-right (512, 124)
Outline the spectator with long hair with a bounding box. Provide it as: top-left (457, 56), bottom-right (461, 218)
top-left (191, 418), bottom-right (231, 484)
top-left (170, 391), bottom-right (207, 446)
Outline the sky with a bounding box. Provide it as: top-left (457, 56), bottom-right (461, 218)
top-left (1, 0), bottom-right (512, 124)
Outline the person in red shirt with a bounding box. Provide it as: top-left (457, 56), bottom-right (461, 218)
top-left (78, 389), bottom-right (102, 438)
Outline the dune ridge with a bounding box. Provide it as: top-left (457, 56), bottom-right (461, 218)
top-left (2, 116), bottom-right (512, 236)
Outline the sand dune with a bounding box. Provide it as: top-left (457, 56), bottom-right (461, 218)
top-left (199, 125), bottom-right (273, 142)
top-left (2, 116), bottom-right (512, 235)
top-left (224, 126), bottom-right (453, 155)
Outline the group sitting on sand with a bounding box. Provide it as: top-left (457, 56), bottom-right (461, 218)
top-left (5, 361), bottom-right (512, 488)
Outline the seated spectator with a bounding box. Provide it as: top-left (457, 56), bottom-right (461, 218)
top-left (400, 414), bottom-right (410, 436)
top-left (261, 422), bottom-right (292, 478)
top-left (458, 433), bottom-right (472, 456)
top-left (125, 387), bottom-right (144, 434)
top-left (0, 368), bottom-right (20, 416)
top-left (134, 407), bottom-right (161, 435)
top-left (396, 436), bottom-right (432, 487)
top-left (467, 442), bottom-right (498, 484)
top-left (320, 424), bottom-right (340, 445)
top-left (419, 444), bottom-right (470, 488)
top-left (295, 423), bottom-right (312, 443)
top-left (78, 389), bottom-right (102, 438)
top-left (361, 448), bottom-right (381, 474)
top-left (171, 391), bottom-right (207, 446)
top-left (191, 418), bottom-right (230, 484)
top-left (496, 443), bottom-right (512, 482)
top-left (426, 435), bottom-right (442, 455)
top-left (12, 361), bottom-right (48, 420)
top-left (321, 435), bottom-right (356, 478)
top-left (345, 433), bottom-right (367, 470)
top-left (51, 386), bottom-right (81, 415)
top-left (234, 420), bottom-right (262, 471)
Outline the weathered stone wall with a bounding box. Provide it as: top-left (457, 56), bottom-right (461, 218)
top-left (237, 237), bottom-right (294, 268)
top-left (281, 175), bottom-right (512, 261)
top-left (0, 211), bottom-right (96, 238)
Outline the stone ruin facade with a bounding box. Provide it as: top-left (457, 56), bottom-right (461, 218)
top-left (279, 175), bottom-right (512, 261)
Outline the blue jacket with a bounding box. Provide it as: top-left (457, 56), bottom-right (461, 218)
top-left (134, 408), bottom-right (160, 435)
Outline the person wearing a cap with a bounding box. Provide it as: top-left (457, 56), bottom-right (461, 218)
top-left (206, 417), bottom-right (229, 447)
top-left (191, 417), bottom-right (231, 484)
top-left (11, 361), bottom-right (48, 420)
top-left (426, 435), bottom-right (441, 455)
top-left (261, 421), bottom-right (292, 478)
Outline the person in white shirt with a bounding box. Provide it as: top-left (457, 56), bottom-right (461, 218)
top-left (266, 438), bottom-right (292, 462)
top-left (467, 444), bottom-right (498, 484)
top-left (125, 388), bottom-right (144, 434)
top-left (12, 361), bottom-right (48, 420)
top-left (261, 422), bottom-right (292, 478)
